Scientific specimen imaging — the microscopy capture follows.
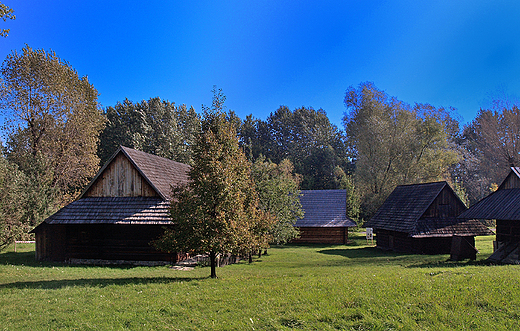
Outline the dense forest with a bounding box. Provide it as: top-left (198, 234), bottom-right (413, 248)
top-left (1, 46), bottom-right (519, 248)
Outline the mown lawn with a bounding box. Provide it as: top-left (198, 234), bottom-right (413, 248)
top-left (1, 233), bottom-right (519, 330)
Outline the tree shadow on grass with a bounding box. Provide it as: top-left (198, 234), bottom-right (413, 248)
top-left (0, 275), bottom-right (206, 290)
top-left (317, 246), bottom-right (411, 259)
top-left (405, 257), bottom-right (495, 269)
top-left (0, 251), bottom-right (173, 270)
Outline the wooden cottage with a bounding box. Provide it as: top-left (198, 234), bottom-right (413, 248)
top-left (31, 146), bottom-right (190, 263)
top-left (458, 167), bottom-right (520, 263)
top-left (365, 181), bottom-right (493, 258)
top-left (291, 190), bottom-right (357, 244)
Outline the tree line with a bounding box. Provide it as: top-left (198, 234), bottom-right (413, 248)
top-left (0, 46), bottom-right (518, 261)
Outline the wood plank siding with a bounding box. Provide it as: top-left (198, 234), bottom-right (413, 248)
top-left (498, 167), bottom-right (520, 190)
top-left (292, 227), bottom-right (349, 244)
top-left (496, 220), bottom-right (520, 243)
top-left (84, 153), bottom-right (158, 198)
top-left (422, 186), bottom-right (467, 219)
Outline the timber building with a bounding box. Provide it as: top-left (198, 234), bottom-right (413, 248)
top-left (31, 146), bottom-right (190, 263)
top-left (458, 167), bottom-right (520, 263)
top-left (365, 181), bottom-right (493, 259)
top-left (292, 190), bottom-right (357, 244)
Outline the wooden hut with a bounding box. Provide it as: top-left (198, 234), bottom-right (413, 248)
top-left (365, 181), bottom-right (493, 258)
top-left (458, 167), bottom-right (520, 263)
top-left (291, 190), bottom-right (357, 244)
top-left (31, 146), bottom-right (190, 263)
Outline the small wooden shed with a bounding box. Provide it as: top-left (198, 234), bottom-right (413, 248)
top-left (291, 190), bottom-right (357, 244)
top-left (31, 146), bottom-right (190, 263)
top-left (365, 181), bottom-right (493, 258)
top-left (458, 167), bottom-right (520, 263)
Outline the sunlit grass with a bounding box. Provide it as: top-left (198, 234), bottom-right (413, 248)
top-left (1, 234), bottom-right (518, 330)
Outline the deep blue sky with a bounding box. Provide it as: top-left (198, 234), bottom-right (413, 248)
top-left (1, 1), bottom-right (520, 128)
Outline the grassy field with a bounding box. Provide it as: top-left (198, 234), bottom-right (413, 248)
top-left (1, 232), bottom-right (519, 330)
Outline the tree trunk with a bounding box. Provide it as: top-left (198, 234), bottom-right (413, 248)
top-left (210, 251), bottom-right (217, 278)
top-left (248, 253), bottom-right (253, 264)
top-left (258, 249), bottom-right (262, 258)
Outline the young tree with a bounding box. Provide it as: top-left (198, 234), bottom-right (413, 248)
top-left (0, 45), bottom-right (105, 206)
top-left (251, 156), bottom-right (303, 245)
top-left (154, 99), bottom-right (273, 278)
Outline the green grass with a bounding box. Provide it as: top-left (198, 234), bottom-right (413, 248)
top-left (1, 234), bottom-right (519, 330)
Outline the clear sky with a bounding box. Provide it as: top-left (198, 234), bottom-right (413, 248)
top-left (1, 1), bottom-right (520, 128)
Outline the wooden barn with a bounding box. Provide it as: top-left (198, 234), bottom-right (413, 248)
top-left (365, 181), bottom-right (493, 258)
top-left (458, 167), bottom-right (520, 263)
top-left (31, 146), bottom-right (190, 263)
top-left (291, 190), bottom-right (357, 244)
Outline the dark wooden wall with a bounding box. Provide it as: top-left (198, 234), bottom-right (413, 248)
top-left (422, 186), bottom-right (467, 219)
top-left (375, 229), bottom-right (452, 254)
top-left (499, 171), bottom-right (520, 190)
top-left (291, 227), bottom-right (349, 244)
top-left (496, 220), bottom-right (520, 243)
top-left (34, 223), bottom-right (176, 262)
top-left (85, 153), bottom-right (158, 198)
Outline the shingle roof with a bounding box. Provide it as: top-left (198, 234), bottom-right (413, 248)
top-left (458, 188), bottom-right (520, 221)
top-left (37, 197), bottom-right (171, 225)
top-left (412, 218), bottom-right (494, 238)
top-left (295, 190), bottom-right (357, 227)
top-left (365, 181), bottom-right (448, 233)
top-left (80, 146), bottom-right (190, 200)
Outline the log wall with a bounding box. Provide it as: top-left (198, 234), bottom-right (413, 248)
top-left (496, 219), bottom-right (520, 243)
top-left (375, 229), bottom-right (452, 254)
top-left (291, 227), bottom-right (349, 244)
top-left (34, 224), bottom-right (176, 262)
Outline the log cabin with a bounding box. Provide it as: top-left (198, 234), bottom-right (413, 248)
top-left (30, 146), bottom-right (190, 263)
top-left (458, 167), bottom-right (520, 263)
top-left (365, 181), bottom-right (493, 259)
top-left (291, 190), bottom-right (357, 244)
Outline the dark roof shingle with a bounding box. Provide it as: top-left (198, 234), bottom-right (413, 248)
top-left (44, 197), bottom-right (171, 225)
top-left (412, 218), bottom-right (494, 238)
top-left (121, 146), bottom-right (190, 200)
top-left (295, 190), bottom-right (357, 227)
top-left (365, 182), bottom-right (448, 233)
top-left (458, 188), bottom-right (520, 221)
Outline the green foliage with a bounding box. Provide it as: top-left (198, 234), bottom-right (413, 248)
top-left (1, 45), bottom-right (105, 206)
top-left (251, 156), bottom-right (304, 245)
top-left (99, 98), bottom-right (200, 165)
top-left (155, 91), bottom-right (274, 278)
top-left (0, 3), bottom-right (15, 37)
top-left (240, 106), bottom-right (351, 190)
top-left (452, 179), bottom-right (470, 208)
top-left (0, 156), bottom-right (28, 250)
top-left (334, 166), bottom-right (360, 222)
top-left (344, 82), bottom-right (459, 218)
